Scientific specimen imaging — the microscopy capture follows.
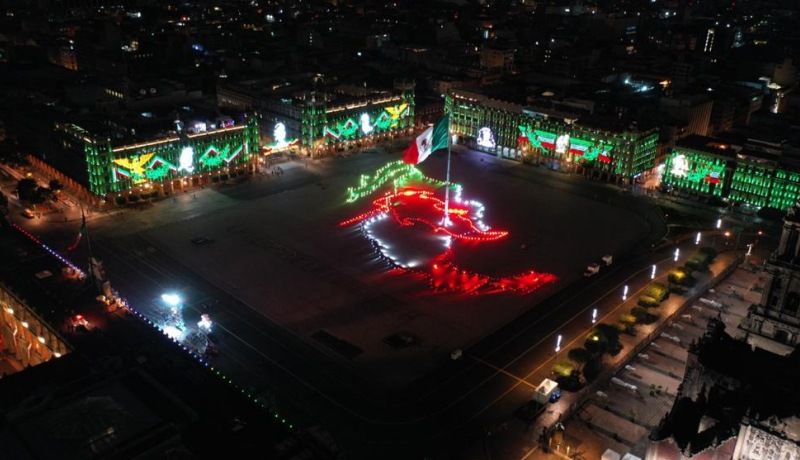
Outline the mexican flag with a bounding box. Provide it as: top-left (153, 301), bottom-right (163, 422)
top-left (403, 116), bottom-right (449, 165)
top-left (66, 214), bottom-right (87, 252)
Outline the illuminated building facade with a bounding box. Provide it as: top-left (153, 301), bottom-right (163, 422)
top-left (258, 81), bottom-right (415, 155)
top-left (445, 90), bottom-right (658, 180)
top-left (0, 281), bottom-right (70, 372)
top-left (662, 136), bottom-right (800, 211)
top-left (84, 116), bottom-right (259, 196)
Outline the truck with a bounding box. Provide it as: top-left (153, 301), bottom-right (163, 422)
top-left (516, 379), bottom-right (560, 422)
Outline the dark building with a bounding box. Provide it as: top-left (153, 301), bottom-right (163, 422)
top-left (647, 319), bottom-right (800, 459)
top-left (740, 203), bottom-right (800, 352)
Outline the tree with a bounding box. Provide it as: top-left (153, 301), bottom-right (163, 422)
top-left (17, 178), bottom-right (44, 204)
top-left (568, 347), bottom-right (591, 365)
top-left (48, 179), bottom-right (64, 191)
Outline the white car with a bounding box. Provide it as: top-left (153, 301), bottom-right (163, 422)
top-left (584, 263), bottom-right (601, 277)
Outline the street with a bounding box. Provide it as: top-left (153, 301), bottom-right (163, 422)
top-left (9, 148), bottom-right (767, 458)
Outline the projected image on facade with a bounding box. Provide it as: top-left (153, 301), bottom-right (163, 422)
top-left (87, 117), bottom-right (260, 195)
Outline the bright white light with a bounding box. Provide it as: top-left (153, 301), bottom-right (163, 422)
top-left (197, 314), bottom-right (212, 332)
top-left (695, 232), bottom-right (702, 245)
top-left (54, 352), bottom-right (62, 358)
top-left (674, 248), bottom-right (680, 261)
top-left (623, 285), bottom-right (629, 301)
top-left (273, 122), bottom-right (288, 147)
top-left (178, 147), bottom-right (195, 173)
top-left (451, 134), bottom-right (458, 144)
top-left (555, 334), bottom-right (562, 353)
top-left (162, 325), bottom-right (184, 341)
top-left (591, 308), bottom-right (597, 324)
top-left (161, 293), bottom-right (182, 307)
top-left (651, 264), bottom-right (657, 279)
top-left (360, 113), bottom-right (373, 134)
top-left (716, 218), bottom-right (722, 229)
top-left (555, 134), bottom-right (570, 154)
top-left (477, 127), bottom-right (496, 149)
top-left (747, 244), bottom-right (753, 256)
top-left (671, 154), bottom-right (689, 177)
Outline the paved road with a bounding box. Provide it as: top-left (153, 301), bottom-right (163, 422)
top-left (14, 149), bottom-right (746, 459)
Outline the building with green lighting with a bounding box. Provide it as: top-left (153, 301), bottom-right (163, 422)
top-left (661, 135), bottom-right (800, 211)
top-left (445, 89), bottom-right (659, 181)
top-left (219, 79), bottom-right (416, 155)
top-left (35, 116), bottom-right (260, 199)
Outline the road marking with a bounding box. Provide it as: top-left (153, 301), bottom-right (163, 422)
top-left (470, 354), bottom-right (537, 389)
top-left (520, 445), bottom-right (539, 460)
top-left (462, 265), bottom-right (676, 424)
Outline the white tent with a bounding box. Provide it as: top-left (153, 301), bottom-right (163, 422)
top-left (601, 449), bottom-right (621, 460)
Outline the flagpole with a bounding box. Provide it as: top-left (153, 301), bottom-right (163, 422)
top-left (443, 116), bottom-right (451, 226)
top-left (81, 207), bottom-right (96, 289)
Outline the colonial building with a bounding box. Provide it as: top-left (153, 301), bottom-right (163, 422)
top-left (219, 78), bottom-right (416, 155)
top-left (36, 115), bottom-right (260, 198)
top-left (445, 89), bottom-right (659, 182)
top-left (740, 203), bottom-right (800, 352)
top-left (647, 319), bottom-right (800, 460)
top-left (662, 135), bottom-right (800, 211)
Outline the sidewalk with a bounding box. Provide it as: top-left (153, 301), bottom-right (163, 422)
top-left (504, 251), bottom-right (741, 459)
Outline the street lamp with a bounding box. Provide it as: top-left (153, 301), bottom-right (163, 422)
top-left (695, 232), bottom-right (701, 245)
top-left (651, 264), bottom-right (657, 279)
top-left (674, 248), bottom-right (680, 262)
top-left (555, 334), bottom-right (562, 353)
top-left (161, 292), bottom-right (182, 306)
top-left (716, 218), bottom-right (722, 229)
top-left (623, 285), bottom-right (629, 301)
top-left (591, 308), bottom-right (598, 324)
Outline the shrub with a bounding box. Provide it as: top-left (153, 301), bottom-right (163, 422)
top-left (556, 370), bottom-right (584, 392)
top-left (619, 313), bottom-right (637, 325)
top-left (552, 362), bottom-right (575, 378)
top-left (638, 295), bottom-right (660, 308)
top-left (668, 268), bottom-right (691, 285)
top-left (645, 282), bottom-right (669, 302)
top-left (631, 306), bottom-right (658, 324)
top-left (583, 357), bottom-right (603, 382)
top-left (585, 333), bottom-right (607, 354)
top-left (687, 251), bottom-right (713, 271)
